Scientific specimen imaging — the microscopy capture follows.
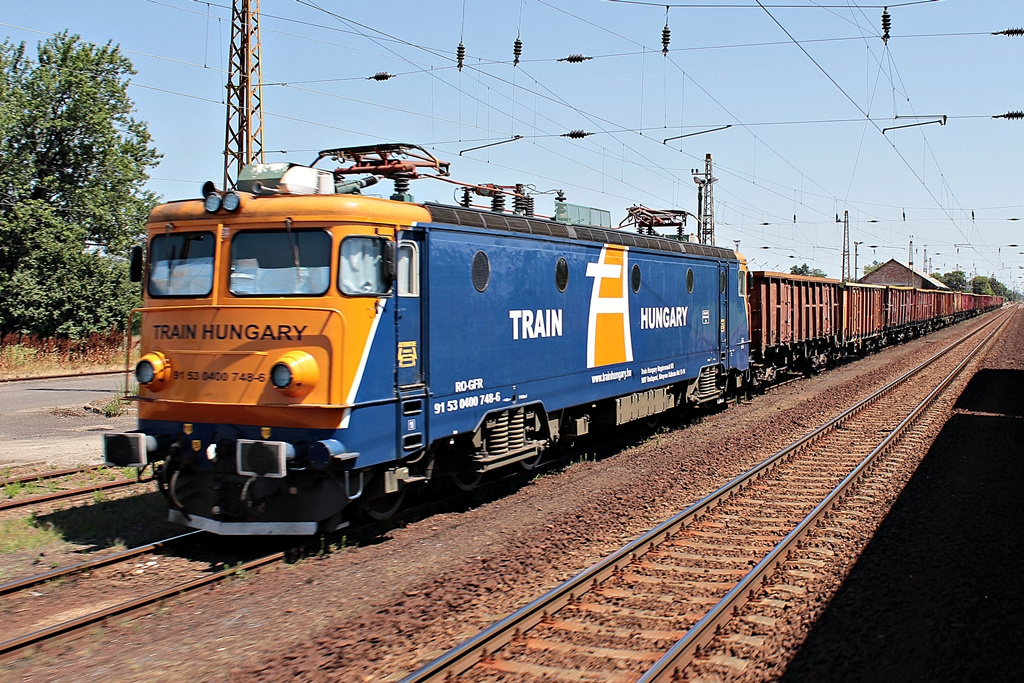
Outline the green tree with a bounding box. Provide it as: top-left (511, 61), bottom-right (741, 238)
top-left (862, 262), bottom-right (882, 278)
top-left (0, 33), bottom-right (160, 338)
top-left (970, 276), bottom-right (993, 295)
top-left (790, 263), bottom-right (828, 278)
top-left (938, 270), bottom-right (968, 292)
top-left (987, 276), bottom-right (1008, 299)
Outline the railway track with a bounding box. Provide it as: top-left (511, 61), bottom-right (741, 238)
top-left (0, 468), bottom-right (143, 513)
top-left (400, 311), bottom-right (1009, 682)
top-left (0, 531), bottom-right (286, 658)
top-left (1, 464), bottom-right (106, 487)
top-left (0, 530), bottom-right (202, 598)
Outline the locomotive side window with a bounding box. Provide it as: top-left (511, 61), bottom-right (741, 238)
top-left (148, 232), bottom-right (215, 298)
top-left (686, 268), bottom-right (694, 294)
top-left (739, 271), bottom-right (746, 297)
top-left (230, 229), bottom-right (331, 296)
top-left (397, 242), bottom-right (419, 297)
top-left (472, 251), bottom-right (490, 292)
top-left (555, 257), bottom-right (569, 292)
top-left (719, 270), bottom-right (727, 293)
top-left (339, 236), bottom-right (390, 296)
top-left (631, 263), bottom-right (641, 293)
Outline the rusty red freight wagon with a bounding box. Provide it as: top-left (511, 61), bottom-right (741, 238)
top-left (841, 282), bottom-right (885, 350)
top-left (748, 271), bottom-right (842, 381)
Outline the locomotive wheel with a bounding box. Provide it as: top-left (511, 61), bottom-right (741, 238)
top-left (450, 470), bottom-right (483, 491)
top-left (357, 489), bottom-right (406, 521)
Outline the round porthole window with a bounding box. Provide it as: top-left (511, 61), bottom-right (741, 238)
top-left (555, 257), bottom-right (569, 292)
top-left (631, 263), bottom-right (641, 293)
top-left (472, 251), bottom-right (490, 292)
top-left (686, 268), bottom-right (694, 294)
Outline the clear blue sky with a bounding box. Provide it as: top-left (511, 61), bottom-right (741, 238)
top-left (4, 1), bottom-right (1022, 286)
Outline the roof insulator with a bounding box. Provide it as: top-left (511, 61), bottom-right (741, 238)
top-left (881, 7), bottom-right (891, 45)
top-left (559, 54), bottom-right (592, 63)
top-left (513, 36), bottom-right (523, 66)
top-left (562, 130), bottom-right (592, 139)
top-left (993, 111), bottom-right (1024, 120)
top-left (457, 41), bottom-right (466, 71)
top-left (992, 27), bottom-right (1024, 36)
top-left (662, 23), bottom-right (671, 56)
top-left (369, 72), bottom-right (394, 81)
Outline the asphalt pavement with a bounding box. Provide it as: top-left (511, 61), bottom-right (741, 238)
top-left (0, 374), bottom-right (136, 468)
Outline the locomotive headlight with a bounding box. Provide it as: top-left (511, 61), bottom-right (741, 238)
top-left (270, 363), bottom-right (293, 389)
top-left (203, 192), bottom-right (222, 213)
top-left (136, 361), bottom-right (155, 384)
top-left (221, 190), bottom-right (241, 212)
top-left (269, 351), bottom-right (319, 397)
top-left (136, 351), bottom-right (171, 390)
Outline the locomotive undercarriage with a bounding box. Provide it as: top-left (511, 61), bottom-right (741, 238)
top-left (157, 458), bottom-right (357, 535)
top-left (433, 375), bottom-right (735, 490)
top-left (144, 370), bottom-right (746, 531)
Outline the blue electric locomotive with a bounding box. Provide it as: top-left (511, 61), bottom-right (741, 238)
top-left (104, 145), bottom-right (749, 534)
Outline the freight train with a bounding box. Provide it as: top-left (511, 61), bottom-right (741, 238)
top-left (103, 143), bottom-right (1002, 535)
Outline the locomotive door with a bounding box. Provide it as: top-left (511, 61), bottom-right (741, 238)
top-left (718, 262), bottom-right (729, 368)
top-left (395, 232), bottom-right (426, 454)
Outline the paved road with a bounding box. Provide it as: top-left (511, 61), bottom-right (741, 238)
top-left (0, 374), bottom-right (125, 413)
top-left (0, 374), bottom-right (136, 468)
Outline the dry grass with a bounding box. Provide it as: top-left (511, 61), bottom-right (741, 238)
top-left (0, 330), bottom-right (139, 380)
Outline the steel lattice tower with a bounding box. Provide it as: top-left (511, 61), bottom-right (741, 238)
top-left (694, 154), bottom-right (717, 246)
top-left (841, 210), bottom-right (850, 282)
top-left (223, 0), bottom-right (264, 189)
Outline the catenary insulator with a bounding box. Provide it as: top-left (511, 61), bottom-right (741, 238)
top-left (662, 24), bottom-right (671, 56)
top-left (514, 184), bottom-right (527, 215)
top-left (993, 27), bottom-right (1024, 36)
top-left (491, 191), bottom-right (505, 213)
top-left (513, 37), bottom-right (523, 66)
top-left (562, 130), bottom-right (592, 139)
top-left (460, 186), bottom-right (472, 207)
top-left (369, 72), bottom-right (394, 81)
top-left (881, 8), bottom-right (891, 45)
top-left (457, 41), bottom-right (465, 71)
top-left (559, 54), bottom-right (592, 63)
top-left (994, 111), bottom-right (1024, 120)
top-left (392, 172), bottom-right (411, 196)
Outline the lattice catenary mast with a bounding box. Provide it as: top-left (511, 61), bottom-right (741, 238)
top-left (223, 0), bottom-right (264, 189)
top-left (841, 210), bottom-right (850, 282)
top-left (693, 154), bottom-right (717, 246)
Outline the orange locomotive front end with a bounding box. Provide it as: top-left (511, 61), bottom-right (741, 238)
top-left (105, 172), bottom-right (433, 534)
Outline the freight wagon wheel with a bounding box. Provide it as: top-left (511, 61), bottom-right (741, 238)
top-left (357, 489), bottom-right (406, 521)
top-left (450, 470), bottom-right (483, 491)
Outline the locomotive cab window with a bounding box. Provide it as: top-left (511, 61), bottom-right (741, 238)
top-left (340, 236), bottom-right (390, 296)
top-left (148, 231), bottom-right (215, 298)
top-left (397, 241), bottom-right (419, 297)
top-left (230, 229), bottom-right (331, 296)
